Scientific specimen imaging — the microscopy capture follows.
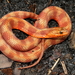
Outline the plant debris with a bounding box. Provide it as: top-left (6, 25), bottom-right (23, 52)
top-left (0, 54), bottom-right (13, 69)
top-left (0, 0), bottom-right (75, 75)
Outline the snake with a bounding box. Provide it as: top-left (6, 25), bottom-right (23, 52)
top-left (0, 6), bottom-right (71, 69)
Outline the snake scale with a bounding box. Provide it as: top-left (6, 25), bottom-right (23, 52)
top-left (0, 6), bottom-right (71, 69)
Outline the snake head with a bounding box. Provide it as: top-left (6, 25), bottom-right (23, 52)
top-left (46, 27), bottom-right (69, 38)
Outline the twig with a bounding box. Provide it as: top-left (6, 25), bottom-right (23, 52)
top-left (48, 58), bottom-right (60, 75)
top-left (29, 3), bottom-right (37, 13)
top-left (24, 0), bottom-right (29, 4)
top-left (48, 0), bottom-right (52, 5)
top-left (60, 61), bottom-right (68, 74)
top-left (50, 0), bottom-right (52, 4)
top-left (6, 0), bottom-right (10, 3)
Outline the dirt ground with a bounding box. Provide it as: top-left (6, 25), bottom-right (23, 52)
top-left (0, 0), bottom-right (75, 75)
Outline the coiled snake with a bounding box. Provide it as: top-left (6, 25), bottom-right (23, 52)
top-left (0, 6), bottom-right (71, 69)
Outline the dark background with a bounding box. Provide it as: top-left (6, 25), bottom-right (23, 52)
top-left (0, 0), bottom-right (75, 75)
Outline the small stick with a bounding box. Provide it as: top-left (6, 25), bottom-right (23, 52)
top-left (48, 58), bottom-right (60, 75)
top-left (48, 0), bottom-right (52, 5)
top-left (6, 0), bottom-right (10, 3)
top-left (60, 61), bottom-right (68, 74)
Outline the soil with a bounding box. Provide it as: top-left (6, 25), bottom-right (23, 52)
top-left (0, 0), bottom-right (75, 75)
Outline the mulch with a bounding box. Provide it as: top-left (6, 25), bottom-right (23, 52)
top-left (0, 0), bottom-right (75, 75)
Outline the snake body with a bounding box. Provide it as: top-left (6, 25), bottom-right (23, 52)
top-left (0, 6), bottom-right (71, 69)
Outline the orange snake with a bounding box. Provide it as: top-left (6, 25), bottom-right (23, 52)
top-left (0, 6), bottom-right (71, 69)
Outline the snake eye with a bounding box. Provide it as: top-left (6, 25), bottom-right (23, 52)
top-left (60, 31), bottom-right (63, 34)
top-left (32, 50), bottom-right (34, 52)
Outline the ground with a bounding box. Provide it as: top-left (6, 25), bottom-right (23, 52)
top-left (0, 0), bottom-right (75, 75)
